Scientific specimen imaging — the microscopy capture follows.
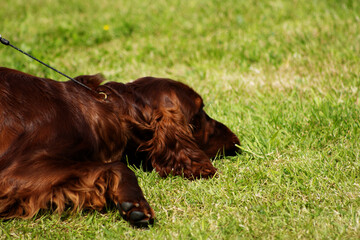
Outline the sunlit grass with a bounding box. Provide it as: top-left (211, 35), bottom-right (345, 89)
top-left (1, 0), bottom-right (360, 239)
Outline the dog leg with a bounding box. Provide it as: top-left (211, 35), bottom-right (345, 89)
top-left (51, 161), bottom-right (155, 227)
top-left (104, 162), bottom-right (155, 227)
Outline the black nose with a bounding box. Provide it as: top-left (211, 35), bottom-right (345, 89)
top-left (225, 145), bottom-right (241, 156)
top-left (225, 136), bottom-right (241, 156)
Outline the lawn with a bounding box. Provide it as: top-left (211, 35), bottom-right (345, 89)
top-left (1, 0), bottom-right (359, 239)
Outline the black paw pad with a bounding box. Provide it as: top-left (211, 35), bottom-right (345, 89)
top-left (117, 202), bottom-right (154, 228)
top-left (133, 219), bottom-right (154, 228)
top-left (129, 211), bottom-right (145, 222)
top-left (120, 202), bottom-right (134, 212)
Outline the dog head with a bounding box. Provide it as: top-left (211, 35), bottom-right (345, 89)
top-left (126, 77), bottom-right (241, 159)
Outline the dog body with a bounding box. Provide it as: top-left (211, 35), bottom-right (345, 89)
top-left (0, 67), bottom-right (239, 226)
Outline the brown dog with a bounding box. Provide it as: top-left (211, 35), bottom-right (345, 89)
top-left (0, 67), bottom-right (240, 227)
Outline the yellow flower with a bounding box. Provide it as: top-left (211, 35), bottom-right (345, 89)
top-left (103, 25), bottom-right (110, 31)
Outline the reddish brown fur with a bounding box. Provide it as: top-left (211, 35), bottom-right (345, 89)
top-left (0, 67), bottom-right (240, 226)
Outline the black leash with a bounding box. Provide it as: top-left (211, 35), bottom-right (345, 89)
top-left (0, 34), bottom-right (95, 93)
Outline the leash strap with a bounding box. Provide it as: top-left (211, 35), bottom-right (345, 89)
top-left (0, 35), bottom-right (95, 93)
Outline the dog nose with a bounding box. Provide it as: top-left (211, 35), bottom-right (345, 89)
top-left (225, 135), bottom-right (241, 156)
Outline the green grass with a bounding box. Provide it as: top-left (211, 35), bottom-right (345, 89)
top-left (1, 0), bottom-right (360, 239)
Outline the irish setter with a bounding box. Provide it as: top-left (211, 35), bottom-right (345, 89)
top-left (0, 67), bottom-right (240, 227)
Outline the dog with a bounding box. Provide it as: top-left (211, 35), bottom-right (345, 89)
top-left (0, 67), bottom-right (240, 227)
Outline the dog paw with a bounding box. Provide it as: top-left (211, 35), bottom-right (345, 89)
top-left (117, 201), bottom-right (155, 228)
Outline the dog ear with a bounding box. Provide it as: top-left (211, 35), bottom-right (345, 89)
top-left (74, 73), bottom-right (105, 90)
top-left (141, 92), bottom-right (217, 179)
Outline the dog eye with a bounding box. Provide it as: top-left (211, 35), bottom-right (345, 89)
top-left (190, 112), bottom-right (202, 129)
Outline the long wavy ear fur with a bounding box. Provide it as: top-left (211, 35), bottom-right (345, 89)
top-left (141, 92), bottom-right (217, 179)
